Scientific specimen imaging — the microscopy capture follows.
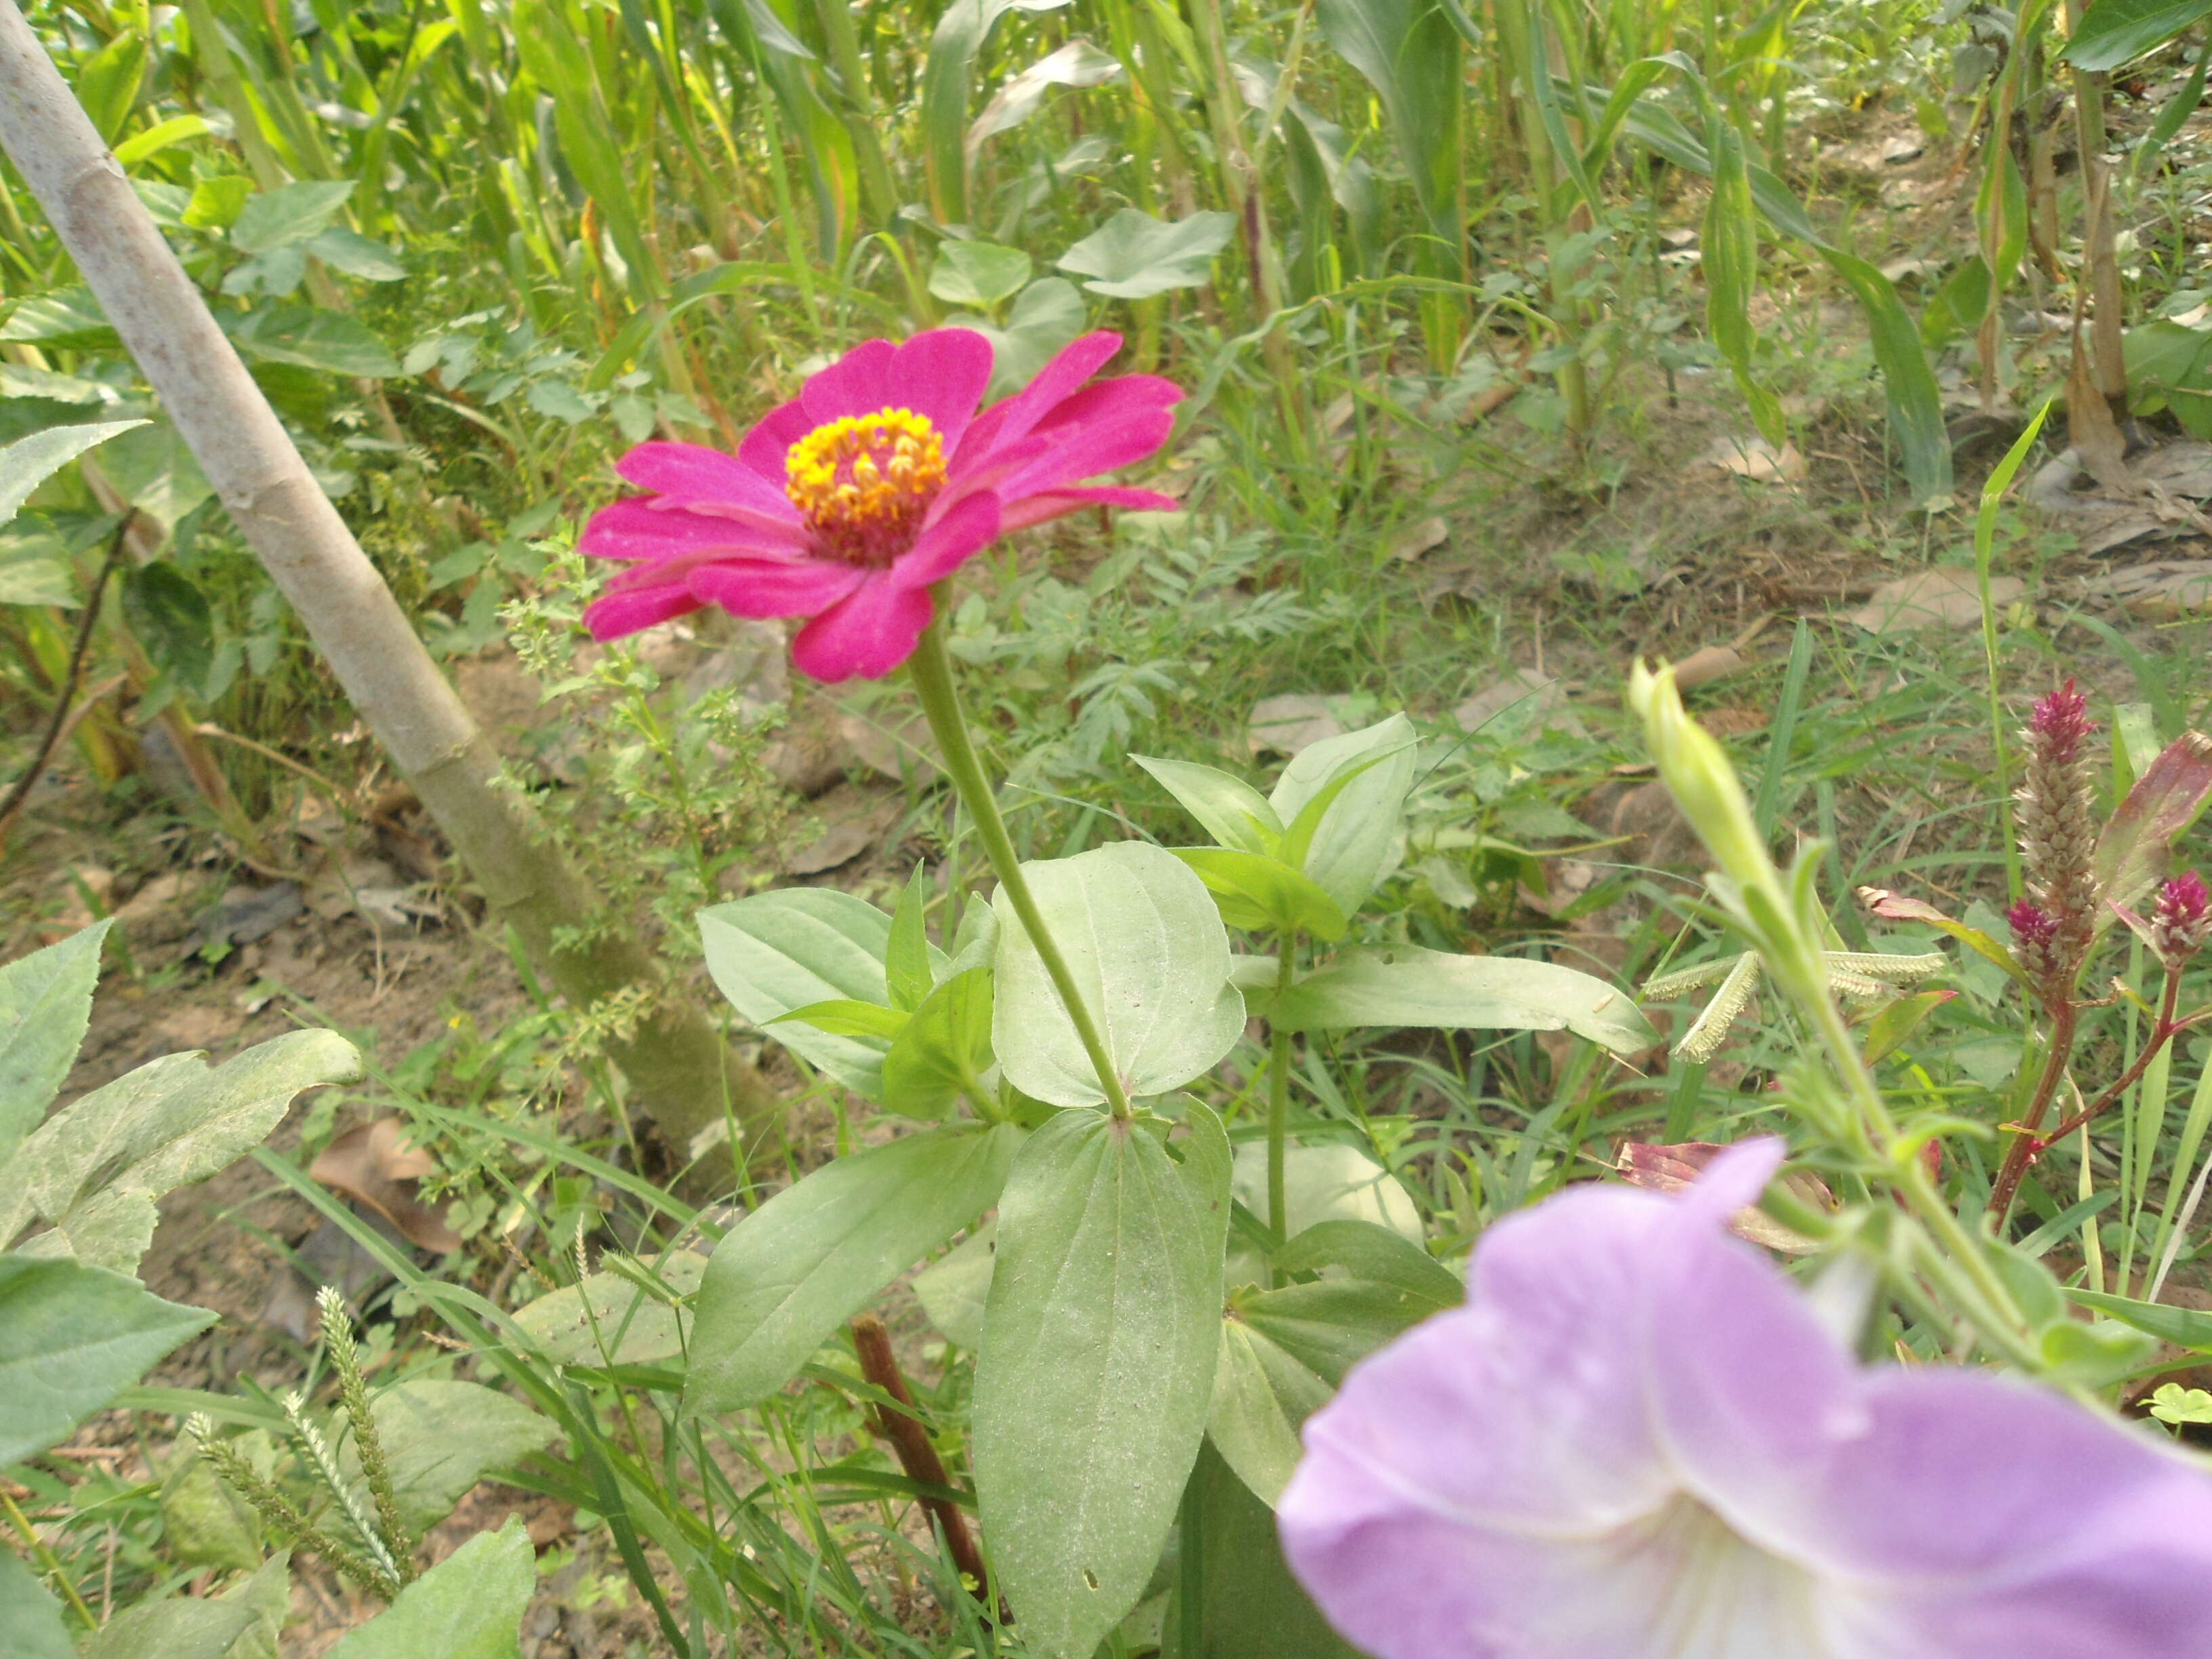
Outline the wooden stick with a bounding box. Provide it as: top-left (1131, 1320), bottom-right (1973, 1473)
top-left (850, 1315), bottom-right (991, 1610)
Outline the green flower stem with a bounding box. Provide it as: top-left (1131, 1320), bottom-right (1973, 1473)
top-left (1267, 947), bottom-right (1295, 1282)
top-left (3, 1488), bottom-right (96, 1633)
top-left (908, 611), bottom-right (1134, 1121)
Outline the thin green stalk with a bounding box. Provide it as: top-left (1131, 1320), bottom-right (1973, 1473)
top-left (1975, 399), bottom-right (2053, 901)
top-left (907, 612), bottom-right (1133, 1120)
top-left (3, 1488), bottom-right (97, 1633)
top-left (1267, 945), bottom-right (1295, 1282)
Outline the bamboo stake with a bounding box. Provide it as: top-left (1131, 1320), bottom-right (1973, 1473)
top-left (0, 0), bottom-right (778, 1163)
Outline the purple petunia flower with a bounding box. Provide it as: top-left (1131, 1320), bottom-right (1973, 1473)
top-left (1278, 1139), bottom-right (2212, 1658)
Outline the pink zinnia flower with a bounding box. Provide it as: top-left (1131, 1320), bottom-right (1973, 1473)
top-left (1279, 1139), bottom-right (2212, 1658)
top-left (577, 330), bottom-right (1179, 681)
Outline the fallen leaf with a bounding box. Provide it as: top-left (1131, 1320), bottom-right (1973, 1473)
top-left (1452, 668), bottom-right (1583, 737)
top-left (1671, 644), bottom-right (1747, 693)
top-left (2084, 560), bottom-right (2212, 617)
top-left (1387, 516), bottom-right (1450, 562)
top-left (1845, 567), bottom-right (2024, 633)
top-left (1248, 693), bottom-right (1355, 756)
top-left (1702, 434), bottom-right (1807, 484)
top-left (836, 706), bottom-right (943, 786)
top-left (309, 1120), bottom-right (462, 1253)
top-left (1615, 1140), bottom-right (1835, 1252)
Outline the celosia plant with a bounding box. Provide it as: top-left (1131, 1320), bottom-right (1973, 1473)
top-left (577, 329), bottom-right (1179, 680)
top-left (1279, 1139), bottom-right (2212, 1658)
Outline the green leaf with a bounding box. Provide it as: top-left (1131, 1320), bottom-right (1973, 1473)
top-left (0, 1254), bottom-right (213, 1467)
top-left (2070, 1286), bottom-right (2212, 1353)
top-left (772, 998), bottom-right (910, 1040)
top-left (1058, 208), bottom-right (1237, 300)
top-left (0, 1549), bottom-right (74, 1659)
top-left (974, 1103), bottom-right (1231, 1659)
top-left (160, 1442), bottom-right (269, 1572)
top-left (0, 287), bottom-right (117, 349)
top-left (1224, 1141), bottom-right (1427, 1293)
top-left (912, 1220), bottom-right (995, 1348)
top-left (1174, 848), bottom-right (1347, 941)
top-left (1130, 754), bottom-right (1284, 856)
top-left (1233, 1275), bottom-right (1435, 1386)
top-left (1314, 0), bottom-right (1464, 250)
top-left (2064, 0), bottom-right (2212, 70)
top-left (928, 241), bottom-right (1033, 308)
top-left (2095, 732), bottom-right (2212, 919)
top-left (122, 562), bottom-right (216, 694)
top-left (79, 1597), bottom-right (257, 1659)
top-left (1269, 715), bottom-right (1418, 916)
top-left (230, 181), bottom-right (357, 255)
top-left (1, 1029), bottom-right (363, 1269)
top-left (1702, 119), bottom-right (1786, 448)
top-left (0, 419), bottom-right (147, 530)
top-left (338, 1380), bottom-right (559, 1535)
top-left (511, 1249), bottom-right (704, 1366)
top-left (305, 228), bottom-right (406, 282)
top-left (949, 277), bottom-right (1089, 398)
top-left (325, 1517), bottom-right (534, 1659)
top-left (1174, 1439), bottom-right (1361, 1656)
top-left (991, 843), bottom-right (1244, 1107)
top-left (226, 306), bottom-right (400, 379)
top-left (214, 1553), bottom-right (289, 1659)
top-left (1275, 1218), bottom-right (1462, 1311)
top-left (1272, 944), bottom-right (1655, 1054)
top-left (886, 863), bottom-right (935, 1012)
top-left (881, 967), bottom-right (995, 1120)
top-left (0, 922), bottom-right (108, 1167)
top-left (76, 30), bottom-right (148, 144)
top-left (99, 419), bottom-right (214, 528)
top-left (700, 888), bottom-right (924, 1101)
top-left (684, 1122), bottom-right (1021, 1414)
top-left (0, 553), bottom-right (75, 607)
top-left (1206, 1317), bottom-right (1332, 1509)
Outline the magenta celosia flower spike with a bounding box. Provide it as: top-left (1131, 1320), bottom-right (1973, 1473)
top-left (1278, 1139), bottom-right (2212, 1658)
top-left (577, 329), bottom-right (1180, 681)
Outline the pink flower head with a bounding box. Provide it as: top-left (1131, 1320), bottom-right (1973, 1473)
top-left (2028, 679), bottom-right (2095, 767)
top-left (1279, 1139), bottom-right (2212, 1658)
top-left (578, 330), bottom-right (1180, 681)
top-left (2007, 899), bottom-right (2058, 953)
top-left (2153, 869), bottom-right (2212, 966)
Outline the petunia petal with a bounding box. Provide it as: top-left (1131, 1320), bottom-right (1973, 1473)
top-left (583, 583), bottom-right (702, 641)
top-left (579, 497), bottom-right (810, 565)
top-left (790, 578), bottom-right (935, 682)
top-left (889, 489), bottom-right (1002, 591)
top-left (688, 559), bottom-right (864, 620)
top-left (615, 442), bottom-right (798, 520)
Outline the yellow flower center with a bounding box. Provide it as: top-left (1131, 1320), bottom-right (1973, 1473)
top-left (784, 407), bottom-right (947, 566)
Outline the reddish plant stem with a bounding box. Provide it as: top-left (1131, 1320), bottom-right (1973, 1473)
top-left (2043, 983), bottom-right (2209, 1147)
top-left (1990, 997), bottom-right (2081, 1221)
top-left (850, 1315), bottom-right (991, 1611)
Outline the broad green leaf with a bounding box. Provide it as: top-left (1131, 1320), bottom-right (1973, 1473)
top-left (1206, 1317), bottom-right (1332, 1509)
top-left (0, 364), bottom-right (110, 403)
top-left (1174, 848), bottom-right (1347, 941)
top-left (1276, 1219), bottom-right (1462, 1311)
top-left (1225, 1141), bottom-right (1425, 1291)
top-left (99, 419), bottom-right (214, 527)
top-left (1130, 754), bottom-right (1284, 855)
top-left (2065, 0), bottom-right (2212, 70)
top-left (0, 554), bottom-right (75, 607)
top-left (2, 1029), bottom-right (363, 1267)
top-left (912, 1220), bottom-right (995, 1348)
top-left (2069, 1287), bottom-right (2212, 1353)
top-left (227, 306), bottom-right (399, 379)
top-left (122, 562), bottom-right (216, 693)
top-left (511, 1248), bottom-right (704, 1366)
top-left (880, 967), bottom-right (995, 1120)
top-left (326, 1517), bottom-right (533, 1659)
top-left (1234, 1275), bottom-right (1434, 1386)
top-left (929, 241), bottom-right (1033, 308)
top-left (161, 1441), bottom-right (269, 1571)
top-left (684, 1122), bottom-right (1021, 1414)
top-left (1174, 1439), bottom-right (1361, 1656)
top-left (230, 181), bottom-right (356, 254)
top-left (1315, 0), bottom-right (1464, 250)
top-left (1271, 944), bottom-right (1655, 1055)
top-left (949, 276), bottom-right (1089, 398)
top-left (921, 0), bottom-right (1072, 225)
top-left (306, 228), bottom-right (405, 282)
top-left (1059, 207), bottom-right (1237, 300)
top-left (0, 921), bottom-right (108, 1166)
top-left (214, 1553), bottom-right (289, 1659)
top-left (0, 287), bottom-right (117, 348)
top-left (773, 998), bottom-right (909, 1040)
top-left (0, 419), bottom-right (147, 529)
top-left (969, 39), bottom-right (1123, 152)
top-left (886, 864), bottom-right (935, 1012)
top-left (76, 29), bottom-right (147, 144)
top-left (79, 1597), bottom-right (257, 1659)
top-left (0, 1549), bottom-right (73, 1659)
top-left (112, 113), bottom-right (211, 168)
top-left (991, 842), bottom-right (1244, 1107)
top-left (974, 1103), bottom-right (1231, 1659)
top-left (1269, 715), bottom-right (1417, 917)
top-left (337, 1380), bottom-right (559, 1535)
top-left (699, 888), bottom-right (914, 1100)
top-left (0, 1254), bottom-right (213, 1467)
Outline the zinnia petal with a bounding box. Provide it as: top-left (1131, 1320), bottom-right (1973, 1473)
top-left (890, 489), bottom-right (1002, 592)
top-left (688, 558), bottom-right (864, 619)
top-left (737, 396), bottom-right (819, 485)
top-left (615, 441), bottom-right (798, 522)
top-left (790, 578), bottom-right (935, 682)
top-left (954, 330), bottom-right (1126, 464)
top-left (583, 583), bottom-right (701, 641)
top-left (996, 485), bottom-right (1180, 534)
top-left (579, 497), bottom-right (808, 564)
top-left (798, 337), bottom-right (899, 428)
top-left (992, 407), bottom-right (1178, 507)
top-left (875, 328), bottom-right (996, 454)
